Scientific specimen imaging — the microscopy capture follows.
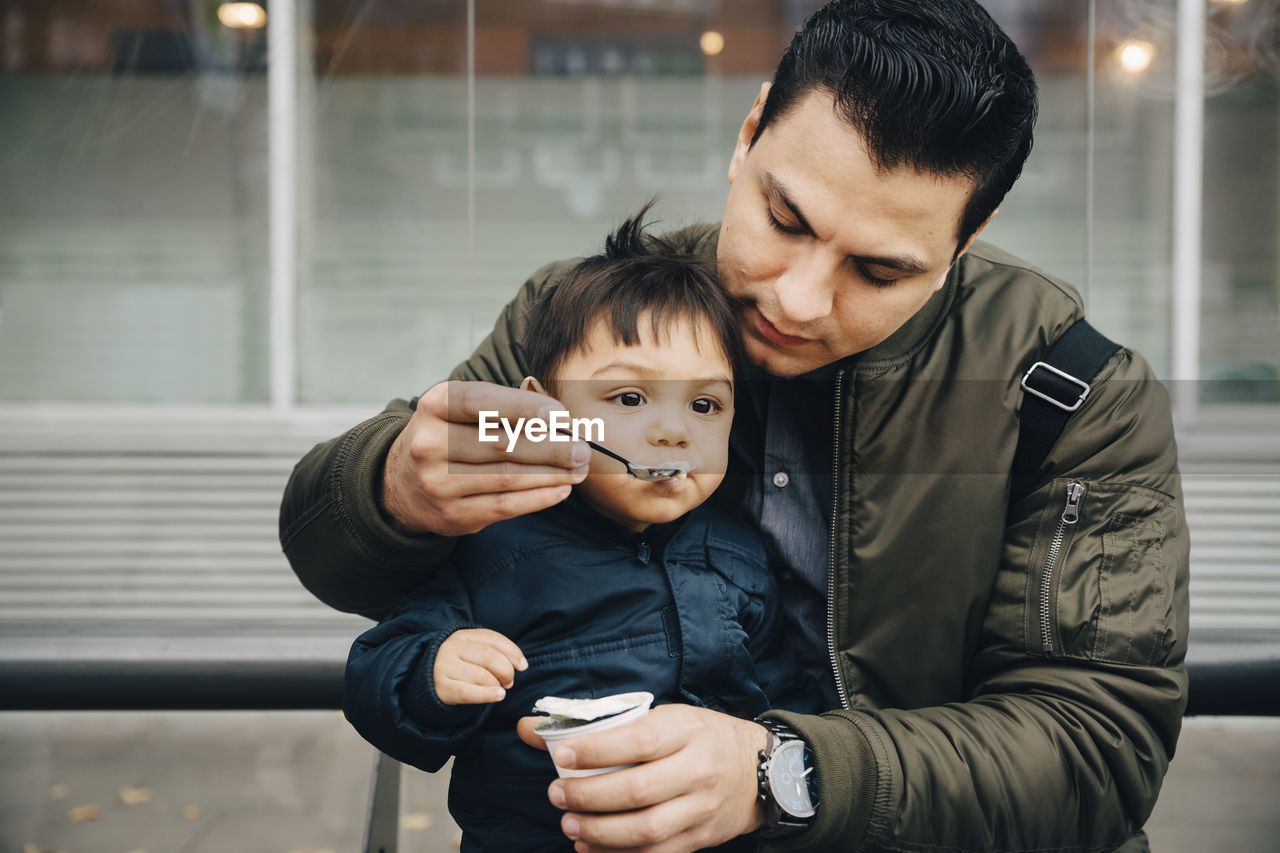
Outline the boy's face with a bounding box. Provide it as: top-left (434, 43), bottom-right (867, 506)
top-left (533, 312), bottom-right (734, 533)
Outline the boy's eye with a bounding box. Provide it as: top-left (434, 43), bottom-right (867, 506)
top-left (690, 397), bottom-right (721, 415)
top-left (612, 392), bottom-right (644, 407)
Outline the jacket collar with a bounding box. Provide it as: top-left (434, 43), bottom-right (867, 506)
top-left (556, 490), bottom-right (685, 556)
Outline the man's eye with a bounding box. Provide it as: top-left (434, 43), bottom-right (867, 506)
top-left (857, 262), bottom-right (898, 288)
top-left (611, 392), bottom-right (644, 407)
top-left (765, 206), bottom-right (804, 236)
top-left (691, 397), bottom-right (721, 415)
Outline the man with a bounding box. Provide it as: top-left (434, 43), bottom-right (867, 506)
top-left (281, 2), bottom-right (1188, 851)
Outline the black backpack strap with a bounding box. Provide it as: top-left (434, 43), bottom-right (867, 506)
top-left (1010, 318), bottom-right (1122, 503)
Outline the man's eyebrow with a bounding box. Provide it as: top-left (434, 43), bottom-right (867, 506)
top-left (764, 171), bottom-right (931, 277)
top-left (857, 253), bottom-right (930, 276)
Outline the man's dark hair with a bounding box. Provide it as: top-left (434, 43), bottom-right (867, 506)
top-left (753, 0), bottom-right (1038, 254)
top-left (523, 204), bottom-right (744, 392)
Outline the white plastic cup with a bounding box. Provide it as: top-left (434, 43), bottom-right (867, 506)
top-left (535, 699), bottom-right (653, 778)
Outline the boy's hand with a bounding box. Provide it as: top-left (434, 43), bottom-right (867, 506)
top-left (434, 628), bottom-right (528, 705)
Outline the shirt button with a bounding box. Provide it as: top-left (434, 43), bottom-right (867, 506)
top-left (772, 471), bottom-right (790, 488)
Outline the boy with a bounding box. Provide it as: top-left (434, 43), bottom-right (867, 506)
top-left (343, 207), bottom-right (816, 852)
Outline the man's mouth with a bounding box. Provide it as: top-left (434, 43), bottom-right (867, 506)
top-left (752, 309), bottom-right (813, 348)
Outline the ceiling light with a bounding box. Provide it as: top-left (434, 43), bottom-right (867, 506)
top-left (217, 3), bottom-right (267, 30)
top-left (1117, 40), bottom-right (1156, 74)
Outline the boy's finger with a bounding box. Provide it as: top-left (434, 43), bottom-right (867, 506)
top-left (458, 641), bottom-right (517, 687)
top-left (438, 676), bottom-right (506, 705)
top-left (470, 629), bottom-right (528, 670)
top-left (449, 660), bottom-right (506, 689)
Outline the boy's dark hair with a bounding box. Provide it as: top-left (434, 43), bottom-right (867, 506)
top-left (753, 0), bottom-right (1038, 256)
top-left (523, 204), bottom-right (744, 391)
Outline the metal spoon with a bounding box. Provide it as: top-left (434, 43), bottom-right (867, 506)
top-left (553, 429), bottom-right (694, 480)
top-left (584, 440), bottom-right (694, 481)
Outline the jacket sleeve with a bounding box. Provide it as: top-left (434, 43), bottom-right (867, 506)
top-left (764, 348), bottom-right (1190, 852)
top-left (343, 568), bottom-right (491, 773)
top-left (278, 260), bottom-right (573, 619)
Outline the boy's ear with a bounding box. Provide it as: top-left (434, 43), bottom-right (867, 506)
top-left (520, 376), bottom-right (547, 395)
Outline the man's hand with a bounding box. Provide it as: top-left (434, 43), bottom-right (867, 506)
top-left (434, 628), bottom-right (528, 705)
top-left (517, 704), bottom-right (769, 852)
top-left (382, 381), bottom-right (591, 536)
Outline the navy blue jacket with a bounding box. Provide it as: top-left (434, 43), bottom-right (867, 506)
top-left (344, 495), bottom-right (817, 852)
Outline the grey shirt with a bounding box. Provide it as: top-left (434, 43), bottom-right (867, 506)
top-left (732, 363), bottom-right (843, 710)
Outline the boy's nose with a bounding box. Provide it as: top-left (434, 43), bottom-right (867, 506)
top-left (646, 411), bottom-right (690, 448)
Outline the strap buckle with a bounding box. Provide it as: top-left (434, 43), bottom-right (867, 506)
top-left (1021, 361), bottom-right (1091, 412)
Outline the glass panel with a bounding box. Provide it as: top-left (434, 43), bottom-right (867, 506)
top-left (299, 0), bottom-right (811, 404)
top-left (0, 1), bottom-right (270, 404)
top-left (299, 0), bottom-right (1106, 405)
top-left (981, 0), bottom-right (1090, 293)
top-left (1199, 0), bottom-right (1279, 405)
top-left (1089, 0), bottom-right (1180, 376)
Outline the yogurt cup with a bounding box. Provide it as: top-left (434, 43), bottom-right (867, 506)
top-left (532, 692), bottom-right (654, 778)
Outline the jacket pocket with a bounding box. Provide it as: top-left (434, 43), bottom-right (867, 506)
top-left (1026, 478), bottom-right (1177, 666)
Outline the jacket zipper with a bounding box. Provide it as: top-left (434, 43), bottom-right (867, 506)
top-left (827, 368), bottom-right (851, 709)
top-left (1039, 482), bottom-right (1084, 654)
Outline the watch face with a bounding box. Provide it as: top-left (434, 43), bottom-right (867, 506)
top-left (767, 739), bottom-right (816, 819)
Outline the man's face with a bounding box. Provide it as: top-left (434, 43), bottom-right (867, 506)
top-left (539, 313), bottom-right (734, 533)
top-left (718, 86), bottom-right (985, 377)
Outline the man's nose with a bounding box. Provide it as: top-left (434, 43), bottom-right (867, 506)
top-left (773, 251), bottom-right (838, 325)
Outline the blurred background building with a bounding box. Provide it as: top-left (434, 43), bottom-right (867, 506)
top-left (1, 1), bottom-right (1278, 851)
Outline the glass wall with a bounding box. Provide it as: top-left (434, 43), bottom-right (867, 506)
top-left (0, 0), bottom-right (271, 404)
top-left (2, 0), bottom-right (1276, 410)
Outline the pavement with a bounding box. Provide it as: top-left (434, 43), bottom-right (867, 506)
top-left (1, 712), bottom-right (1277, 853)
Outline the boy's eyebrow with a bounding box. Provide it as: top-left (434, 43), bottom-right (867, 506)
top-left (589, 363), bottom-right (734, 390)
top-left (764, 172), bottom-right (931, 276)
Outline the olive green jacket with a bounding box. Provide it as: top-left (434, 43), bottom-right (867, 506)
top-left (280, 225), bottom-right (1188, 852)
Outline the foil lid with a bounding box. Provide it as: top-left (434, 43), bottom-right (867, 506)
top-left (532, 691), bottom-right (654, 723)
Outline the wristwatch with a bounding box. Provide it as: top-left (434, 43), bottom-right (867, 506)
top-left (753, 719), bottom-right (818, 838)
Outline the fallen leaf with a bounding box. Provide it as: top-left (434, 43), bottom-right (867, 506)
top-left (183, 805), bottom-right (202, 820)
top-left (68, 804), bottom-right (101, 822)
top-left (47, 784), bottom-right (70, 800)
top-left (452, 830), bottom-right (463, 849)
top-left (402, 812), bottom-right (432, 830)
top-left (119, 786), bottom-right (153, 805)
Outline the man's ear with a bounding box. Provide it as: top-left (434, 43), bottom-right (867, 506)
top-left (955, 209), bottom-right (997, 261)
top-left (520, 375), bottom-right (547, 395)
top-left (728, 81), bottom-right (770, 185)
